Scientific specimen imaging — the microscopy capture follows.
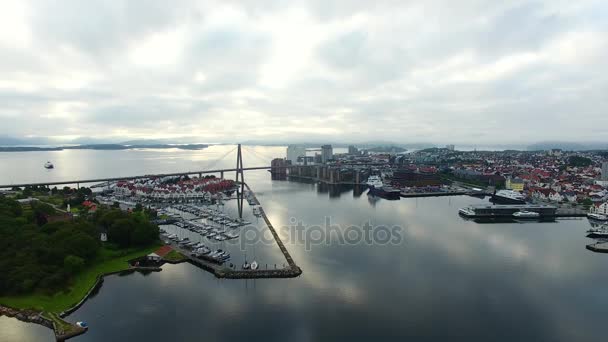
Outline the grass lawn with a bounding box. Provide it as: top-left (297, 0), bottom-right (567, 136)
top-left (0, 244), bottom-right (161, 313)
top-left (163, 250), bottom-right (187, 262)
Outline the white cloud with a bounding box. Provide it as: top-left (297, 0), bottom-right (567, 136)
top-left (0, 0), bottom-right (606, 145)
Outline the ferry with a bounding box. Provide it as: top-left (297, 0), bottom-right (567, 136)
top-left (491, 190), bottom-right (526, 204)
top-left (44, 161), bottom-right (54, 169)
top-left (587, 213), bottom-right (608, 222)
top-left (512, 210), bottom-right (540, 219)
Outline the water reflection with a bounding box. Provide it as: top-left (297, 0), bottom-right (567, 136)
top-left (1, 147), bottom-right (607, 341)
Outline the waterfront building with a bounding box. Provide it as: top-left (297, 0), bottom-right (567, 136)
top-left (286, 145), bottom-right (306, 164)
top-left (602, 162), bottom-right (608, 181)
top-left (321, 145), bottom-right (333, 163)
top-left (348, 145), bottom-right (359, 155)
top-left (271, 158), bottom-right (288, 180)
top-left (445, 144), bottom-right (455, 151)
top-left (506, 177), bottom-right (525, 192)
top-left (590, 202), bottom-right (608, 215)
top-left (392, 169), bottom-right (442, 187)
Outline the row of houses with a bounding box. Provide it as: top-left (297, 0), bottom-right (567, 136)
top-left (113, 177), bottom-right (235, 200)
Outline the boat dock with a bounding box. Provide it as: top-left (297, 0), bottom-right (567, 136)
top-left (586, 241), bottom-right (608, 253)
top-left (162, 183), bottom-right (301, 279)
top-left (459, 204), bottom-right (587, 219)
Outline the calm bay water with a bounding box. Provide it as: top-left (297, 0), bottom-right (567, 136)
top-left (1, 146), bottom-right (606, 341)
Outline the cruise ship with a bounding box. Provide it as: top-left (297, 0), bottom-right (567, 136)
top-left (491, 190), bottom-right (526, 204)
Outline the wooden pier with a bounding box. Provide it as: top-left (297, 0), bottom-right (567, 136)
top-left (586, 241), bottom-right (608, 253)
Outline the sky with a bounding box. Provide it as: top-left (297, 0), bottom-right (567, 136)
top-left (0, 0), bottom-right (607, 145)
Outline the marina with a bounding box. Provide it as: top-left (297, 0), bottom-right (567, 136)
top-left (157, 184), bottom-right (301, 279)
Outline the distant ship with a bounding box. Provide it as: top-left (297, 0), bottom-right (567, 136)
top-left (491, 190), bottom-right (526, 204)
top-left (44, 161), bottom-right (54, 169)
top-left (368, 185), bottom-right (401, 200)
top-left (366, 175), bottom-right (400, 199)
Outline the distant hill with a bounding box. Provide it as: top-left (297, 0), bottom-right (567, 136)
top-left (527, 141), bottom-right (608, 151)
top-left (0, 143), bottom-right (208, 152)
top-left (365, 146), bottom-right (407, 153)
top-left (0, 136), bottom-right (51, 146)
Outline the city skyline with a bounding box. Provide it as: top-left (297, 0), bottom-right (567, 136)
top-left (1, 0), bottom-right (607, 144)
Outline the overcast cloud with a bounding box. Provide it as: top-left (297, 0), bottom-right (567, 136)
top-left (0, 0), bottom-right (606, 144)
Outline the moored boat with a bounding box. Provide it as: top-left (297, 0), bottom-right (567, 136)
top-left (513, 210), bottom-right (540, 219)
top-left (587, 213), bottom-right (608, 222)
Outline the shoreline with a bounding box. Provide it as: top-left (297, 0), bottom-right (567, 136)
top-left (0, 245), bottom-right (160, 341)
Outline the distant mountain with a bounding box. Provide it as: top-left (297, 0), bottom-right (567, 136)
top-left (0, 143), bottom-right (208, 152)
top-left (0, 136), bottom-right (51, 146)
top-left (527, 141), bottom-right (608, 151)
top-left (120, 139), bottom-right (173, 145)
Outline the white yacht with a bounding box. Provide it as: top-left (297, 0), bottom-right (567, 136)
top-left (513, 210), bottom-right (540, 219)
top-left (492, 190), bottom-right (526, 204)
top-left (458, 207), bottom-right (476, 217)
top-left (250, 261), bottom-right (259, 270)
top-left (44, 161), bottom-right (54, 169)
top-left (587, 213), bottom-right (608, 221)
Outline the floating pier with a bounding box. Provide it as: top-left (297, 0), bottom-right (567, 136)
top-left (586, 241), bottom-right (608, 253)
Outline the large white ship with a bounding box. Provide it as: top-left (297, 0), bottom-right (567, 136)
top-left (492, 190), bottom-right (526, 204)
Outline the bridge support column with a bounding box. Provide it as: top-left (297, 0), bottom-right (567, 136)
top-left (199, 173), bottom-right (202, 178)
top-left (220, 171), bottom-right (224, 179)
top-left (355, 170), bottom-right (360, 184)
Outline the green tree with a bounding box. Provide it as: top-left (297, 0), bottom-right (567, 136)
top-left (64, 255), bottom-right (85, 275)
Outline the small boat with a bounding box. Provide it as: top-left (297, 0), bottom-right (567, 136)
top-left (242, 261), bottom-right (250, 270)
top-left (458, 207), bottom-right (475, 217)
top-left (76, 321), bottom-right (88, 329)
top-left (587, 230), bottom-right (608, 239)
top-left (44, 161), bottom-right (54, 169)
top-left (250, 261), bottom-right (259, 270)
top-left (513, 210), bottom-right (540, 219)
top-left (587, 213), bottom-right (608, 222)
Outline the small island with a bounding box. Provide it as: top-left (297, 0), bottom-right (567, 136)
top-left (0, 187), bottom-right (162, 340)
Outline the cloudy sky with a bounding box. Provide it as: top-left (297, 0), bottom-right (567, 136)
top-left (1, 0), bottom-right (606, 145)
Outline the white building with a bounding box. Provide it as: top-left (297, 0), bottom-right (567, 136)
top-left (286, 145), bottom-right (306, 164)
top-left (321, 144), bottom-right (333, 163)
top-left (590, 202), bottom-right (608, 215)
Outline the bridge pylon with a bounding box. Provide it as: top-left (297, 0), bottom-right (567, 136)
top-left (236, 144), bottom-right (244, 219)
